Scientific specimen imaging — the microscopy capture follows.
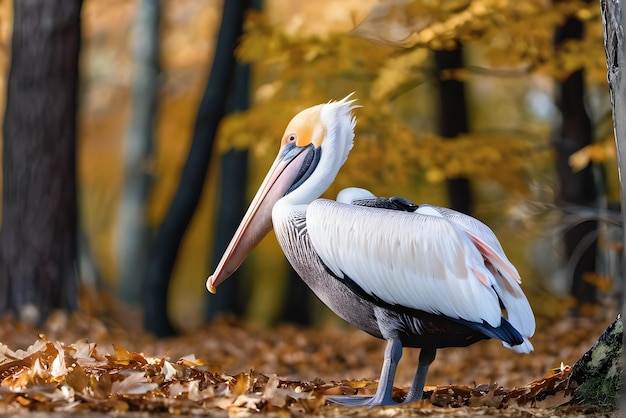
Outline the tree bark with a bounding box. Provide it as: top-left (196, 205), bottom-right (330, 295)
top-left (434, 47), bottom-right (473, 215)
top-left (117, 0), bottom-right (160, 305)
top-left (144, 0), bottom-right (250, 337)
top-left (0, 0), bottom-right (83, 322)
top-left (599, 0), bottom-right (626, 412)
top-left (553, 16), bottom-right (599, 309)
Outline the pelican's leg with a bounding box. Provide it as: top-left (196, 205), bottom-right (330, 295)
top-left (403, 347), bottom-right (436, 404)
top-left (327, 338), bottom-right (402, 406)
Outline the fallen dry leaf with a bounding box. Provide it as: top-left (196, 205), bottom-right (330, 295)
top-left (0, 293), bottom-right (621, 416)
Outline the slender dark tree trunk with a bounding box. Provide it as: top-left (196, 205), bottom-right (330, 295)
top-left (434, 47), bottom-right (473, 215)
top-left (144, 0), bottom-right (250, 337)
top-left (207, 0), bottom-right (311, 324)
top-left (281, 267), bottom-right (312, 325)
top-left (0, 0), bottom-right (83, 322)
top-left (553, 16), bottom-right (598, 309)
top-left (599, 0), bottom-right (626, 412)
top-left (117, 0), bottom-right (160, 305)
top-left (206, 63), bottom-right (250, 320)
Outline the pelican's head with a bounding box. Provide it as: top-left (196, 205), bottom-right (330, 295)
top-left (207, 94), bottom-right (358, 292)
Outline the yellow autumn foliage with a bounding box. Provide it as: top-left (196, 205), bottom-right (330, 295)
top-left (569, 140), bottom-right (617, 173)
top-left (216, 0), bottom-right (609, 199)
top-left (219, 3), bottom-right (588, 196)
top-left (74, 0), bottom-right (615, 327)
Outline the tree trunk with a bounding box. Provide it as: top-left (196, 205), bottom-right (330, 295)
top-left (281, 266), bottom-right (313, 325)
top-left (144, 0), bottom-right (250, 337)
top-left (434, 47), bottom-right (473, 215)
top-left (599, 0), bottom-right (626, 412)
top-left (553, 16), bottom-right (599, 310)
top-left (117, 0), bottom-right (160, 305)
top-left (0, 0), bottom-right (83, 322)
top-left (206, 63), bottom-right (250, 320)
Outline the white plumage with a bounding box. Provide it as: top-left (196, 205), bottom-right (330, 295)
top-left (307, 199), bottom-right (535, 352)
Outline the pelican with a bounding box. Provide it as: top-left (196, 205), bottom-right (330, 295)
top-left (207, 94), bottom-right (535, 406)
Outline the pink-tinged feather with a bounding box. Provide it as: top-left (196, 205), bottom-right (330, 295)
top-left (470, 267), bottom-right (490, 287)
top-left (466, 231), bottom-right (523, 297)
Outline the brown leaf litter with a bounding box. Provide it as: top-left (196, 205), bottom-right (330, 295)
top-left (0, 297), bottom-right (620, 416)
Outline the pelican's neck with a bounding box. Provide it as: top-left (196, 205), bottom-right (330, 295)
top-left (272, 197), bottom-right (308, 225)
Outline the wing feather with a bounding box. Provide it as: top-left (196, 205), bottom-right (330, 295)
top-left (307, 199), bottom-right (505, 327)
top-left (417, 205), bottom-right (520, 287)
top-left (417, 204), bottom-right (535, 338)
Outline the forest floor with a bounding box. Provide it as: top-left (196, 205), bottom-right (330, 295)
top-left (0, 291), bottom-right (621, 417)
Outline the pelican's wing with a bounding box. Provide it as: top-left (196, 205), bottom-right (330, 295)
top-left (307, 199), bottom-right (507, 328)
top-left (418, 205), bottom-right (535, 338)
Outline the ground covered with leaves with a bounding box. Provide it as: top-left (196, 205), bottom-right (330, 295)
top-left (0, 296), bottom-right (621, 417)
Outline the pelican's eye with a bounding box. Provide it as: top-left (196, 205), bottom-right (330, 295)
top-left (287, 133), bottom-right (297, 143)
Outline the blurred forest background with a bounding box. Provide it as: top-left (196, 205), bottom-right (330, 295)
top-left (0, 0), bottom-right (621, 339)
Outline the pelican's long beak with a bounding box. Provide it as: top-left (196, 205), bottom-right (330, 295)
top-left (207, 144), bottom-right (316, 293)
